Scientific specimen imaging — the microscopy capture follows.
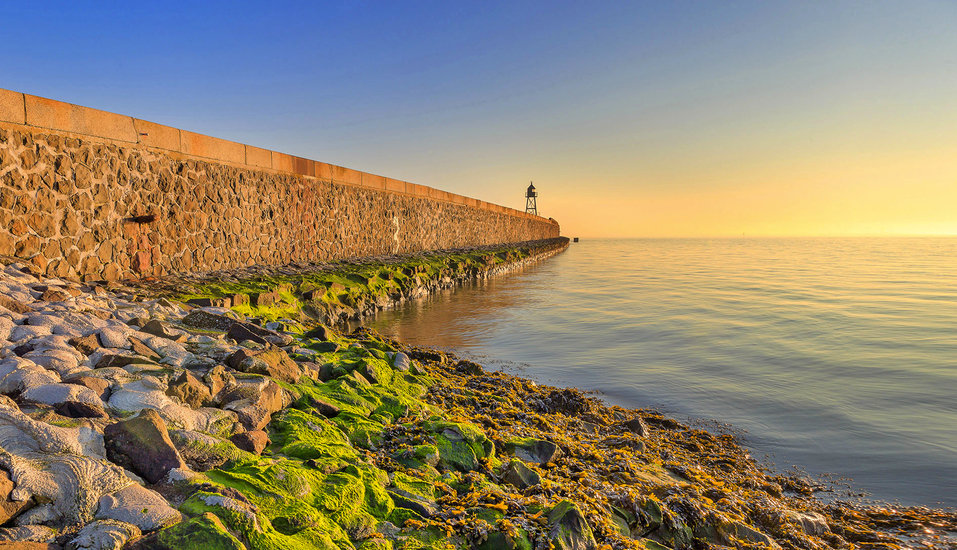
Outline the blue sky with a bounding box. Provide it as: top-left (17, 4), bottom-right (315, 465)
top-left (4, 1), bottom-right (956, 236)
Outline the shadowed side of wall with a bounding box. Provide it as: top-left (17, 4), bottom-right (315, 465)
top-left (0, 89), bottom-right (560, 281)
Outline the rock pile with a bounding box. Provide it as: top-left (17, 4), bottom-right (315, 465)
top-left (0, 260), bottom-right (952, 550)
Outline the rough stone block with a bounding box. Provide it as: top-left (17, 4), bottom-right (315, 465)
top-left (133, 118), bottom-right (181, 151)
top-left (271, 151), bottom-right (295, 173)
top-left (331, 164), bottom-right (361, 185)
top-left (180, 130), bottom-right (245, 164)
top-left (315, 162), bottom-right (333, 180)
top-left (361, 172), bottom-right (386, 190)
top-left (0, 88), bottom-right (25, 124)
top-left (385, 178), bottom-right (407, 194)
top-left (25, 94), bottom-right (137, 142)
top-left (245, 145), bottom-right (271, 168)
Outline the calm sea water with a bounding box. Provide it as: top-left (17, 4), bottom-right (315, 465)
top-left (360, 238), bottom-right (957, 508)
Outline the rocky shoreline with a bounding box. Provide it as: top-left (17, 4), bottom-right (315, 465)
top-left (0, 245), bottom-right (953, 550)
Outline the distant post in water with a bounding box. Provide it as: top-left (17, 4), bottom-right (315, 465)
top-left (525, 182), bottom-right (538, 216)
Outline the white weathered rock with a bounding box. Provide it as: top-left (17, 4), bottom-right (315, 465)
top-left (21, 383), bottom-right (104, 408)
top-left (97, 329), bottom-right (130, 350)
top-left (0, 358), bottom-right (61, 394)
top-left (0, 402), bottom-right (131, 528)
top-left (24, 349), bottom-right (82, 376)
top-left (66, 519), bottom-right (141, 550)
top-left (95, 483), bottom-right (181, 532)
top-left (8, 325), bottom-right (52, 342)
top-left (0, 317), bottom-right (13, 341)
top-left (0, 524), bottom-right (58, 542)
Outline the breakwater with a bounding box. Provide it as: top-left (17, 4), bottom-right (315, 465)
top-left (0, 88), bottom-right (559, 282)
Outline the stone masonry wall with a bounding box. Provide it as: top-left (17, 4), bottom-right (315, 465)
top-left (0, 91), bottom-right (559, 281)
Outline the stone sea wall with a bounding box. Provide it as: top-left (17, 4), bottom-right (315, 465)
top-left (0, 89), bottom-right (560, 282)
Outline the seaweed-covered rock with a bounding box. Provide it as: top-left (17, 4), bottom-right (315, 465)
top-left (503, 459), bottom-right (541, 489)
top-left (548, 500), bottom-right (597, 550)
top-left (426, 420), bottom-right (495, 472)
top-left (504, 437), bottom-right (562, 466)
top-left (150, 512), bottom-right (245, 550)
top-left (103, 409), bottom-right (186, 484)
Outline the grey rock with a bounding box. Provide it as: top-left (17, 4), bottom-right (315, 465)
top-left (139, 320), bottom-right (187, 343)
top-left (20, 383), bottom-right (103, 408)
top-left (0, 525), bottom-right (57, 542)
top-left (392, 352), bottom-right (411, 372)
top-left (503, 459), bottom-right (541, 489)
top-left (505, 438), bottom-right (563, 466)
top-left (548, 500), bottom-right (597, 550)
top-left (8, 325), bottom-right (52, 343)
top-left (66, 519), bottom-right (141, 550)
top-left (95, 483), bottom-right (181, 531)
top-left (96, 330), bottom-right (129, 350)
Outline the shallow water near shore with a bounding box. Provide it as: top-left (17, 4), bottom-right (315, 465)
top-left (360, 237), bottom-right (957, 508)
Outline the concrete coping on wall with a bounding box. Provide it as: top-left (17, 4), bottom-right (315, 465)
top-left (0, 88), bottom-right (556, 225)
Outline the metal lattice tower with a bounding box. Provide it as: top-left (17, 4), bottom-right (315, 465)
top-left (525, 182), bottom-right (538, 216)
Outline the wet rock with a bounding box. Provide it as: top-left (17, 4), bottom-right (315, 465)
top-left (165, 371), bottom-right (211, 409)
top-left (718, 522), bottom-right (780, 548)
top-left (68, 335), bottom-right (100, 356)
top-left (227, 347), bottom-right (301, 384)
top-left (312, 341), bottom-right (340, 353)
top-left (63, 377), bottom-right (111, 402)
top-left (505, 437), bottom-right (562, 466)
top-left (65, 519), bottom-right (140, 550)
top-left (548, 500), bottom-right (597, 550)
top-left (226, 322), bottom-right (293, 347)
top-left (392, 352), bottom-right (411, 372)
top-left (306, 396), bottom-right (340, 418)
top-left (619, 417), bottom-right (648, 437)
top-left (302, 325), bottom-right (330, 340)
top-left (95, 483), bottom-right (180, 531)
top-left (230, 430), bottom-right (270, 455)
top-left (0, 469), bottom-right (33, 525)
top-left (138, 320), bottom-right (186, 343)
top-left (454, 360), bottom-right (483, 376)
top-left (786, 510), bottom-right (830, 536)
top-left (503, 459), bottom-right (541, 489)
top-left (103, 409), bottom-right (186, 484)
top-left (426, 421), bottom-right (495, 472)
top-left (387, 488), bottom-right (436, 518)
